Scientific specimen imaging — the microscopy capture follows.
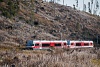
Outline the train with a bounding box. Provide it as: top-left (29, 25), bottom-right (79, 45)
top-left (26, 40), bottom-right (94, 49)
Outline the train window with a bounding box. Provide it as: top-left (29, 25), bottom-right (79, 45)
top-left (42, 43), bottom-right (50, 47)
top-left (64, 43), bottom-right (66, 45)
top-left (84, 43), bottom-right (89, 46)
top-left (55, 43), bottom-right (61, 46)
top-left (76, 43), bottom-right (81, 46)
top-left (71, 43), bottom-right (74, 45)
top-left (32, 44), bottom-right (35, 46)
top-left (90, 43), bottom-right (93, 46)
top-left (35, 44), bottom-right (39, 46)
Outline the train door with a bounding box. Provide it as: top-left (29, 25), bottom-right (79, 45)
top-left (89, 42), bottom-right (93, 47)
top-left (70, 42), bottom-right (75, 48)
top-left (39, 41), bottom-right (42, 49)
top-left (81, 42), bottom-right (84, 46)
top-left (50, 42), bottom-right (54, 47)
top-left (34, 43), bottom-right (40, 49)
top-left (61, 41), bottom-right (64, 48)
top-left (63, 42), bottom-right (67, 48)
top-left (67, 40), bottom-right (70, 48)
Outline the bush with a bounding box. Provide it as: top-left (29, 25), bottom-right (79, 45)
top-left (0, 0), bottom-right (19, 18)
top-left (1, 58), bottom-right (13, 65)
top-left (2, 10), bottom-right (11, 18)
top-left (26, 20), bottom-right (39, 26)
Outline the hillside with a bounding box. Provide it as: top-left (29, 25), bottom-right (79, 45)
top-left (0, 0), bottom-right (100, 67)
top-left (0, 0), bottom-right (100, 46)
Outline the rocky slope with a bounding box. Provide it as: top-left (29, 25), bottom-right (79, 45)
top-left (0, 0), bottom-right (100, 46)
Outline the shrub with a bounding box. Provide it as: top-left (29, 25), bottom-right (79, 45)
top-left (0, 0), bottom-right (3, 2)
top-left (2, 10), bottom-right (11, 18)
top-left (1, 58), bottom-right (13, 65)
top-left (26, 19), bottom-right (39, 26)
top-left (0, 0), bottom-right (19, 18)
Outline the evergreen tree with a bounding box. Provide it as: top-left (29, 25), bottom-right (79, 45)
top-left (0, 0), bottom-right (19, 18)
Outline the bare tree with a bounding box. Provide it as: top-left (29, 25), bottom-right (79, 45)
top-left (91, 0), bottom-right (93, 14)
top-left (63, 0), bottom-right (64, 5)
top-left (83, 4), bottom-right (86, 12)
top-left (96, 0), bottom-right (99, 9)
top-left (83, 0), bottom-right (84, 11)
top-left (88, 2), bottom-right (91, 13)
top-left (76, 0), bottom-right (78, 7)
top-left (73, 4), bottom-right (76, 9)
top-left (93, 0), bottom-right (99, 15)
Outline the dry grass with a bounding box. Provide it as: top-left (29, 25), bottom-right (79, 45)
top-left (91, 59), bottom-right (100, 67)
top-left (0, 47), bottom-right (100, 67)
top-left (34, 13), bottom-right (53, 25)
top-left (9, 48), bottom-right (99, 67)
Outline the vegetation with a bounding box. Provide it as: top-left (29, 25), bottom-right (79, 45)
top-left (0, 48), bottom-right (99, 67)
top-left (0, 0), bottom-right (19, 18)
top-left (91, 59), bottom-right (100, 66)
top-left (0, 0), bottom-right (3, 2)
top-left (0, 0), bottom-right (100, 67)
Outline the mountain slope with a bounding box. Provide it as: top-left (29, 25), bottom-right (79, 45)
top-left (0, 0), bottom-right (100, 46)
top-left (0, 0), bottom-right (100, 67)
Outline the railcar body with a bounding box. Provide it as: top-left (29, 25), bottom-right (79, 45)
top-left (26, 40), bottom-right (93, 49)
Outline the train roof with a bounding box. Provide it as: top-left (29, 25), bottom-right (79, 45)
top-left (32, 40), bottom-right (93, 43)
top-left (33, 40), bottom-right (67, 42)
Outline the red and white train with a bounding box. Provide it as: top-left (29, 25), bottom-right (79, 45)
top-left (26, 40), bottom-right (94, 49)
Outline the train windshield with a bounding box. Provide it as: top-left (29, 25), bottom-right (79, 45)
top-left (26, 40), bottom-right (34, 46)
